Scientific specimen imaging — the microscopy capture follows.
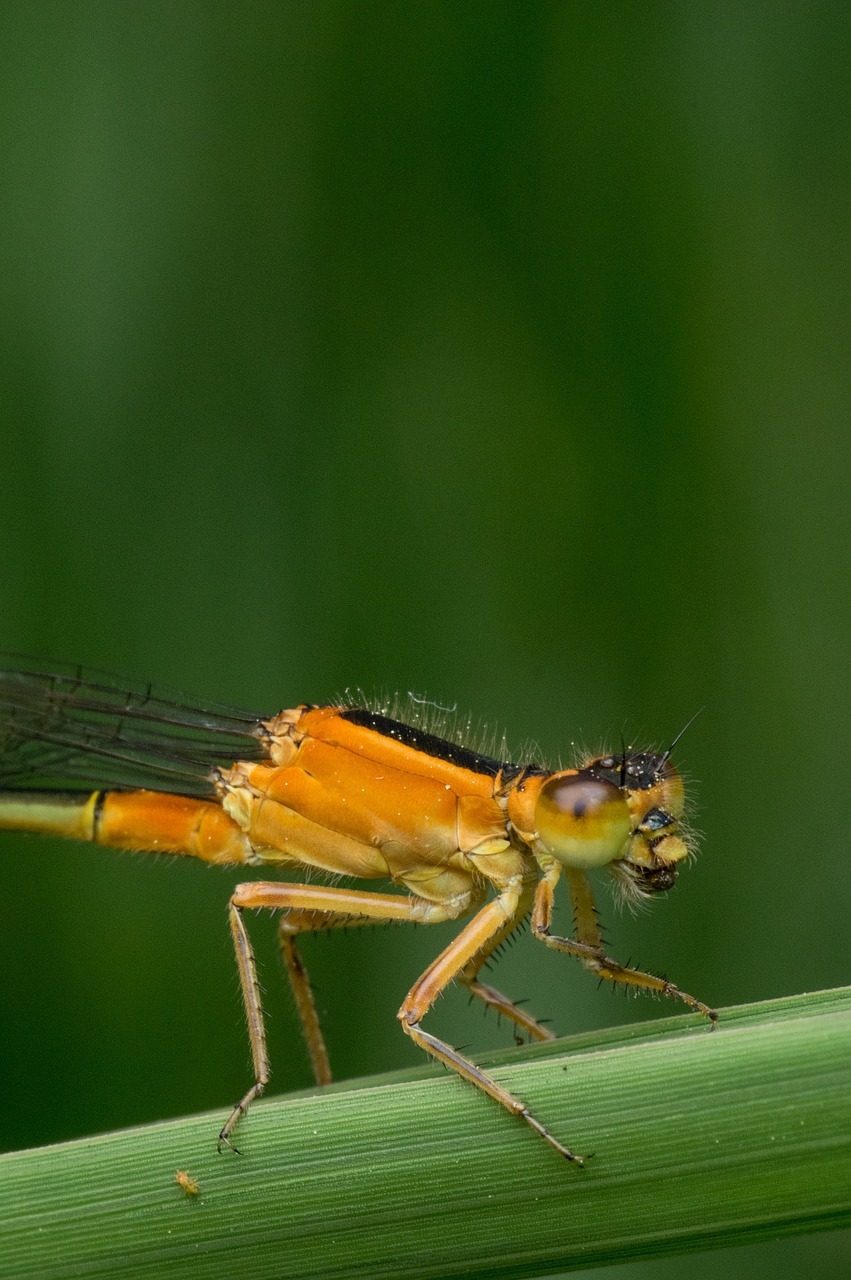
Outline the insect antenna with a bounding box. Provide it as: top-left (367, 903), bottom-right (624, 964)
top-left (659, 707), bottom-right (705, 769)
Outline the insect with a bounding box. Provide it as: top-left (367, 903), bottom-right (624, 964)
top-left (0, 658), bottom-right (715, 1163)
top-left (174, 1169), bottom-right (200, 1196)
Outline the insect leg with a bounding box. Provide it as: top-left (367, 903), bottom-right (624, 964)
top-left (532, 864), bottom-right (717, 1024)
top-left (400, 883), bottom-right (583, 1163)
top-left (457, 880), bottom-right (556, 1044)
top-left (219, 881), bottom-right (472, 1152)
top-left (277, 906), bottom-right (410, 1088)
top-left (278, 915), bottom-right (333, 1087)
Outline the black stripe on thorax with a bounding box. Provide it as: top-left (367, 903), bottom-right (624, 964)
top-left (340, 708), bottom-right (513, 778)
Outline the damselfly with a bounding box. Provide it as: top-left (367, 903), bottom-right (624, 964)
top-left (0, 659), bottom-right (715, 1163)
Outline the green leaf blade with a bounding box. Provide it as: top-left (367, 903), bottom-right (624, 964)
top-left (1, 989), bottom-right (849, 1279)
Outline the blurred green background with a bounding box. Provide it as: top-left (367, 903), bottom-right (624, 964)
top-left (0, 3), bottom-right (848, 1276)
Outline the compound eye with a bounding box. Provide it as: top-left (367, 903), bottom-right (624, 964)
top-left (535, 774), bottom-right (631, 869)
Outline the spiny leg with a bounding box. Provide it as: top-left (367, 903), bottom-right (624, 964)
top-left (464, 979), bottom-right (556, 1045)
top-left (278, 919), bottom-right (332, 1087)
top-left (532, 863), bottom-right (717, 1024)
top-left (220, 881), bottom-right (474, 1152)
top-left (278, 905), bottom-right (414, 1089)
top-left (458, 880), bottom-right (556, 1044)
top-left (400, 880), bottom-right (583, 1164)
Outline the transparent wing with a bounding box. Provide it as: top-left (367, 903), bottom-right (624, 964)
top-left (0, 656), bottom-right (268, 795)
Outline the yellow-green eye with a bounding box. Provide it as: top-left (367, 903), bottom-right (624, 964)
top-left (535, 774), bottom-right (631, 869)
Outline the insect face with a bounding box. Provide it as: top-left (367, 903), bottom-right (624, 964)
top-left (604, 752), bottom-right (690, 899)
top-left (534, 752), bottom-right (690, 898)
